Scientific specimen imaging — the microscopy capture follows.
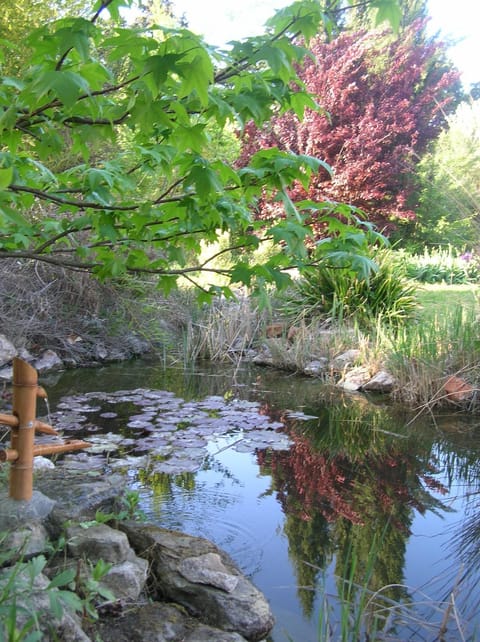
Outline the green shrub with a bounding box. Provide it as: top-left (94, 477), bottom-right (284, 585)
top-left (282, 248), bottom-right (418, 327)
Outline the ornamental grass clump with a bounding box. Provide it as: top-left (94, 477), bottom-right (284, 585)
top-left (282, 248), bottom-right (418, 328)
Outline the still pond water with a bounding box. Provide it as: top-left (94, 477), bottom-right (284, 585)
top-left (43, 358), bottom-right (480, 641)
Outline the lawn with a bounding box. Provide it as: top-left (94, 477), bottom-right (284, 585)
top-left (416, 283), bottom-right (479, 320)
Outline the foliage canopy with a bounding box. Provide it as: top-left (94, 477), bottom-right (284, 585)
top-left (0, 0), bottom-right (400, 301)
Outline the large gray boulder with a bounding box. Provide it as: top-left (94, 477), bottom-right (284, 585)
top-left (120, 522), bottom-right (274, 642)
top-left (34, 470), bottom-right (128, 535)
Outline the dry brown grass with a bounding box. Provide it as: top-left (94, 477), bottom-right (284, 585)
top-left (185, 297), bottom-right (265, 362)
top-left (0, 260), bottom-right (193, 363)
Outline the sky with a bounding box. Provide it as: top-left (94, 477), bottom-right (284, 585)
top-left (170, 0), bottom-right (480, 89)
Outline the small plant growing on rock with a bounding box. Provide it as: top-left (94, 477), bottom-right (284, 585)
top-left (0, 533), bottom-right (84, 641)
top-left (78, 490), bottom-right (146, 529)
top-left (73, 558), bottom-right (115, 622)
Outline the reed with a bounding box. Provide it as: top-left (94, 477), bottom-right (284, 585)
top-left (185, 297), bottom-right (264, 362)
top-left (386, 306), bottom-right (480, 408)
top-left (180, 278), bottom-right (480, 412)
top-left (312, 538), bottom-right (473, 641)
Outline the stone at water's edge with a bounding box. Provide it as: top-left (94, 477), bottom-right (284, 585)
top-left (362, 369), bottom-right (395, 392)
top-left (96, 602), bottom-right (248, 642)
top-left (0, 334), bottom-right (16, 368)
top-left (0, 334), bottom-right (18, 367)
top-left (179, 552), bottom-right (239, 593)
top-left (442, 375), bottom-right (473, 403)
top-left (120, 521), bottom-right (275, 642)
top-left (338, 366), bottom-right (371, 391)
top-left (32, 349), bottom-right (64, 373)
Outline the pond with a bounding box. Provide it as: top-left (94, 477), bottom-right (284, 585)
top-left (41, 357), bottom-right (480, 641)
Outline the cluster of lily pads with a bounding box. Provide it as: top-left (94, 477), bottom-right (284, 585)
top-left (46, 388), bottom-right (297, 475)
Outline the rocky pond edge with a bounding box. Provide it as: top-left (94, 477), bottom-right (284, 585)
top-left (0, 468), bottom-right (274, 642)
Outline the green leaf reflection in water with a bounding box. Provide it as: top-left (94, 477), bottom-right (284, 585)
top-left (256, 396), bottom-right (453, 626)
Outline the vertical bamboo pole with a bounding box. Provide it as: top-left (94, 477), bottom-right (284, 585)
top-left (9, 357), bottom-right (39, 500)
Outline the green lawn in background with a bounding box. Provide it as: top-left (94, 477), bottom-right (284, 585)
top-left (416, 283), bottom-right (479, 320)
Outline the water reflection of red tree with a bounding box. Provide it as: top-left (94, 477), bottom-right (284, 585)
top-left (257, 430), bottom-right (448, 533)
top-left (258, 439), bottom-right (363, 524)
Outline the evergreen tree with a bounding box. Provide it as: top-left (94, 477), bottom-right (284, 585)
top-left (347, 0), bottom-right (427, 32)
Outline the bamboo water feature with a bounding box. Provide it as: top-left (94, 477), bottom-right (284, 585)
top-left (0, 358), bottom-right (90, 501)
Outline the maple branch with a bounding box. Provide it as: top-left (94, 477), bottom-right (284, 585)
top-left (214, 15), bottom-right (304, 84)
top-left (0, 250), bottom-right (98, 271)
top-left (9, 185), bottom-right (140, 211)
top-left (64, 113), bottom-right (130, 127)
top-left (15, 76), bottom-right (140, 128)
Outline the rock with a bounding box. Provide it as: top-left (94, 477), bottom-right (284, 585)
top-left (33, 350), bottom-right (63, 373)
top-left (101, 555), bottom-right (149, 602)
top-left (34, 456), bottom-right (55, 470)
top-left (18, 347), bottom-right (34, 362)
top-left (120, 522), bottom-right (275, 642)
top-left (304, 359), bottom-right (329, 376)
top-left (362, 370), bottom-right (396, 393)
top-left (0, 334), bottom-right (16, 367)
top-left (0, 470), bottom-right (274, 642)
top-left (95, 344), bottom-right (109, 360)
top-left (96, 602), bottom-right (248, 642)
top-left (67, 523), bottom-right (132, 564)
top-left (0, 569), bottom-right (90, 642)
top-left (56, 517), bottom-right (149, 604)
top-left (265, 323), bottom-right (286, 338)
top-left (331, 349), bottom-right (362, 372)
top-left (442, 375), bottom-right (473, 403)
top-left (34, 470), bottom-right (127, 535)
top-left (252, 346), bottom-right (274, 367)
top-left (0, 365), bottom-right (12, 381)
top-left (241, 349), bottom-right (258, 362)
top-left (179, 552), bottom-right (239, 593)
top-left (0, 490), bottom-right (56, 530)
top-left (1, 522), bottom-right (50, 560)
top-left (105, 348), bottom-right (129, 362)
top-left (125, 334), bottom-right (150, 356)
top-left (338, 366), bottom-right (371, 391)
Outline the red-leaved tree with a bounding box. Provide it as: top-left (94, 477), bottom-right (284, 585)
top-left (238, 21), bottom-right (460, 235)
